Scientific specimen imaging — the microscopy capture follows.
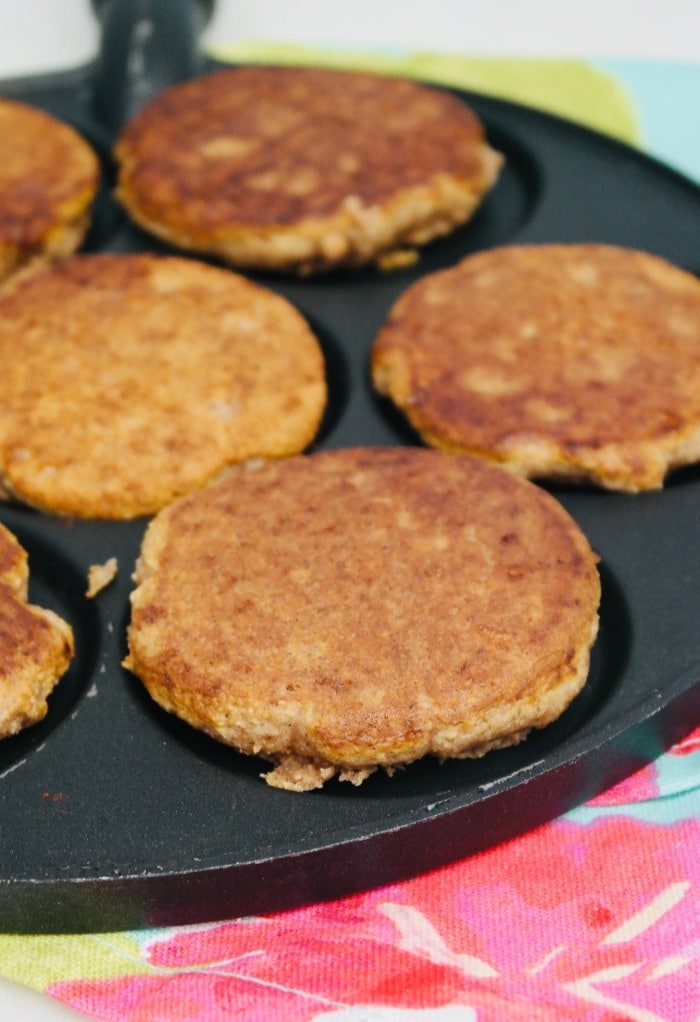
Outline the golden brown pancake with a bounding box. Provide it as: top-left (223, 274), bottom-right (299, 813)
top-left (0, 521), bottom-right (74, 739)
top-left (371, 244), bottom-right (700, 492)
top-left (113, 66), bottom-right (503, 275)
top-left (124, 446), bottom-right (601, 791)
top-left (0, 253), bottom-right (327, 519)
top-left (0, 98), bottom-right (99, 290)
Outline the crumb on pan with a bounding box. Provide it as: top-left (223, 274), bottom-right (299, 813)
top-left (86, 557), bottom-right (118, 598)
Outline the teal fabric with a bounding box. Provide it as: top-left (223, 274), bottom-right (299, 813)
top-left (594, 59), bottom-right (700, 183)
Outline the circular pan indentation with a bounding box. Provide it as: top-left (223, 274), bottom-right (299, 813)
top-left (117, 547), bottom-right (629, 810)
top-left (402, 115), bottom-right (544, 278)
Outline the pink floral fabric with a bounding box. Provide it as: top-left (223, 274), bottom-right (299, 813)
top-left (49, 727), bottom-right (700, 1022)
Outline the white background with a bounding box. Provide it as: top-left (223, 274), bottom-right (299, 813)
top-left (1, 0), bottom-right (699, 77)
top-left (0, 1), bottom-right (698, 1019)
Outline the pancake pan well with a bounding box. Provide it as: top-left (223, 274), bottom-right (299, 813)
top-left (0, 58), bottom-right (698, 933)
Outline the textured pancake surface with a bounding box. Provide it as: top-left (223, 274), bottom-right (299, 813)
top-left (114, 66), bottom-right (503, 274)
top-left (0, 98), bottom-right (99, 289)
top-left (372, 244), bottom-right (700, 491)
top-left (0, 253), bottom-right (326, 518)
top-left (0, 521), bottom-right (74, 738)
top-left (125, 446), bottom-right (600, 791)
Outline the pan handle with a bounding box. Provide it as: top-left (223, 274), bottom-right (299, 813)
top-left (92, 0), bottom-right (210, 133)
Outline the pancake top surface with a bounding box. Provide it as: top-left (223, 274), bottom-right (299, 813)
top-left (115, 66), bottom-right (492, 230)
top-left (0, 521), bottom-right (74, 738)
top-left (126, 446), bottom-right (600, 789)
top-left (0, 98), bottom-right (99, 271)
top-left (0, 253), bottom-right (326, 518)
top-left (372, 244), bottom-right (700, 491)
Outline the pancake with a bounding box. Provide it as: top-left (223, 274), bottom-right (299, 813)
top-left (371, 244), bottom-right (700, 492)
top-left (0, 98), bottom-right (99, 290)
top-left (124, 446), bottom-right (601, 791)
top-left (113, 66), bottom-right (503, 275)
top-left (0, 521), bottom-right (74, 739)
top-left (0, 253), bottom-right (327, 519)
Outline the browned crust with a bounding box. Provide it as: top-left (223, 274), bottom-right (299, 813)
top-left (86, 558), bottom-right (118, 598)
top-left (372, 244), bottom-right (700, 491)
top-left (0, 98), bottom-right (99, 289)
top-left (0, 253), bottom-right (327, 518)
top-left (114, 66), bottom-right (503, 274)
top-left (125, 447), bottom-right (601, 790)
top-left (0, 522), bottom-right (74, 739)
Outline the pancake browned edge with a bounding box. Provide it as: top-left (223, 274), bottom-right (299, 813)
top-left (124, 446), bottom-right (601, 792)
top-left (0, 98), bottom-right (99, 291)
top-left (0, 521), bottom-right (74, 738)
top-left (0, 253), bottom-right (327, 519)
top-left (371, 243), bottom-right (700, 492)
top-left (113, 66), bottom-right (503, 275)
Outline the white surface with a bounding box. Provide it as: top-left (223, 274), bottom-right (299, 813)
top-left (0, 0), bottom-right (699, 77)
top-left (203, 0), bottom-right (700, 59)
top-left (0, 977), bottom-right (91, 1019)
top-left (0, 2), bottom-right (697, 1020)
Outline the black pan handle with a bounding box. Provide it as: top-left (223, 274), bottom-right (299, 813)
top-left (92, 0), bottom-right (211, 133)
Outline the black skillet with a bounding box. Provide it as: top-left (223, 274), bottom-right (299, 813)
top-left (0, 0), bottom-right (698, 933)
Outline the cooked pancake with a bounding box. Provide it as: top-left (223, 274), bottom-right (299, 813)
top-left (0, 253), bottom-right (326, 519)
top-left (0, 98), bottom-right (99, 290)
top-left (113, 66), bottom-right (503, 275)
top-left (0, 521), bottom-right (74, 739)
top-left (372, 244), bottom-right (700, 492)
top-left (124, 446), bottom-right (601, 791)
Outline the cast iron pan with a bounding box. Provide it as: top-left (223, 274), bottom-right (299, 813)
top-left (0, 0), bottom-right (698, 933)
